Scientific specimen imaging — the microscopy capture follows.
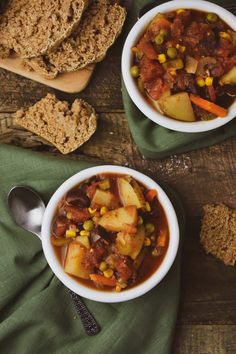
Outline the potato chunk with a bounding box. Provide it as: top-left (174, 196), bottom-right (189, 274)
top-left (98, 206), bottom-right (138, 233)
top-left (220, 66), bottom-right (236, 85)
top-left (91, 189), bottom-right (117, 208)
top-left (116, 225), bottom-right (145, 260)
top-left (117, 177), bottom-right (145, 209)
top-left (64, 242), bottom-right (91, 279)
top-left (159, 92), bottom-right (196, 122)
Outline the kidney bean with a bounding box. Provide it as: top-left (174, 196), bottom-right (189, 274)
top-left (52, 216), bottom-right (68, 238)
top-left (65, 189), bottom-right (90, 207)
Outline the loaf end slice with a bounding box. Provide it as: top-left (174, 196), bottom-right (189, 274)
top-left (15, 93), bottom-right (97, 154)
top-left (25, 0), bottom-right (126, 78)
top-left (200, 204), bottom-right (236, 266)
top-left (0, 0), bottom-right (88, 58)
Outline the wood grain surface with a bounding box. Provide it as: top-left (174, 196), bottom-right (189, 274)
top-left (1, 8), bottom-right (236, 354)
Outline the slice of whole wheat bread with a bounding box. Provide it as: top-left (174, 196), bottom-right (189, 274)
top-left (25, 0), bottom-right (126, 78)
top-left (0, 0), bottom-right (88, 58)
top-left (200, 204), bottom-right (236, 266)
top-left (15, 93), bottom-right (97, 154)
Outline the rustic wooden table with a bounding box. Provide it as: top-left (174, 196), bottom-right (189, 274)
top-left (1, 26), bottom-right (236, 354)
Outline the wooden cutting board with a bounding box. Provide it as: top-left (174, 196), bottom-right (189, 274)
top-left (0, 56), bottom-right (95, 93)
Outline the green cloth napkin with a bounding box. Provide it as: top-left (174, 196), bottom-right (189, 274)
top-left (0, 144), bottom-right (185, 354)
top-left (122, 0), bottom-right (236, 159)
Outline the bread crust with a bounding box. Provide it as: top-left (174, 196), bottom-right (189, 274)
top-left (0, 0), bottom-right (88, 58)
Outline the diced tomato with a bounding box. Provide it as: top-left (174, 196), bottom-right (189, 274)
top-left (139, 56), bottom-right (164, 82)
top-left (137, 35), bottom-right (157, 60)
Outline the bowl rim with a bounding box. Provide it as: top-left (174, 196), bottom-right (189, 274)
top-left (121, 0), bottom-right (236, 133)
top-left (41, 165), bottom-right (180, 303)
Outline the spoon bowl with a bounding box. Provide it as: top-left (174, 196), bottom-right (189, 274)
top-left (8, 186), bottom-right (45, 239)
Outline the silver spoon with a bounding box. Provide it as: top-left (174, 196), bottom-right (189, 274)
top-left (8, 186), bottom-right (100, 336)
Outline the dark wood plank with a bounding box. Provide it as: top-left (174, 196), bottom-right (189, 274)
top-left (178, 221), bottom-right (236, 325)
top-left (173, 325), bottom-right (236, 354)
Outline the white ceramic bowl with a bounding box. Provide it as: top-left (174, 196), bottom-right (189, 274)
top-left (41, 165), bottom-right (179, 303)
top-left (122, 0), bottom-right (236, 133)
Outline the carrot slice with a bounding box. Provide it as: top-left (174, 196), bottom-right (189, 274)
top-left (146, 189), bottom-right (157, 202)
top-left (189, 94), bottom-right (228, 117)
top-left (89, 274), bottom-right (117, 287)
top-left (157, 229), bottom-right (167, 247)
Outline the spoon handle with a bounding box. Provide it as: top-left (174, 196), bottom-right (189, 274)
top-left (68, 290), bottom-right (100, 335)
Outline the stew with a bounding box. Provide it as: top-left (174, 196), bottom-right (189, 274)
top-left (51, 173), bottom-right (169, 292)
top-left (131, 9), bottom-right (236, 122)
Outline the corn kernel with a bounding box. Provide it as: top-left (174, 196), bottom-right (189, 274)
top-left (205, 77), bottom-right (213, 86)
top-left (103, 269), bottom-right (114, 278)
top-left (196, 77), bottom-right (205, 87)
top-left (92, 216), bottom-right (100, 223)
top-left (152, 249), bottom-right (159, 256)
top-left (115, 285), bottom-right (122, 292)
top-left (66, 229), bottom-right (76, 238)
top-left (99, 261), bottom-right (107, 272)
top-left (145, 202), bottom-right (151, 212)
top-left (100, 206), bottom-right (108, 215)
top-left (158, 54), bottom-right (166, 64)
top-left (219, 31), bottom-right (230, 39)
top-left (176, 44), bottom-right (186, 52)
top-left (144, 237), bottom-right (151, 246)
top-left (88, 207), bottom-right (97, 215)
top-left (118, 279), bottom-right (127, 288)
top-left (179, 45), bottom-right (186, 53)
top-left (83, 220), bottom-right (94, 231)
top-left (138, 216), bottom-right (143, 225)
top-left (176, 8), bottom-right (185, 14)
top-left (66, 212), bottom-right (73, 220)
top-left (145, 223), bottom-right (155, 234)
top-left (169, 70), bottom-right (177, 76)
top-left (80, 230), bottom-right (90, 237)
